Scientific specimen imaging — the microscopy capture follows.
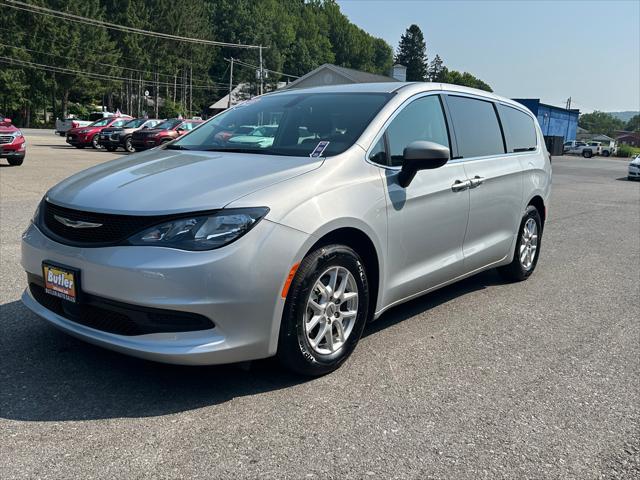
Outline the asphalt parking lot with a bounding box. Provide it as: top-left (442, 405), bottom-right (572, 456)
top-left (1, 130), bottom-right (639, 479)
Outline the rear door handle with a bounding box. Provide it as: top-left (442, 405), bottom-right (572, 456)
top-left (451, 179), bottom-right (471, 192)
top-left (469, 175), bottom-right (485, 188)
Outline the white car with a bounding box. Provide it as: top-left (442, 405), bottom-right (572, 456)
top-left (628, 154), bottom-right (640, 180)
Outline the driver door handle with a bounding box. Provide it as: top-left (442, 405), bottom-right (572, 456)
top-left (469, 175), bottom-right (485, 188)
top-left (451, 179), bottom-right (472, 192)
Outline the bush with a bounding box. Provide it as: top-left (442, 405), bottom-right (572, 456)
top-left (616, 144), bottom-right (640, 158)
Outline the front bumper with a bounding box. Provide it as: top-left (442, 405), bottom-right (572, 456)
top-left (21, 219), bottom-right (310, 365)
top-left (66, 134), bottom-right (92, 147)
top-left (131, 138), bottom-right (158, 150)
top-left (97, 134), bottom-right (123, 148)
top-left (628, 167), bottom-right (640, 179)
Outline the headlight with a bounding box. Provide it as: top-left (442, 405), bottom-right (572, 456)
top-left (127, 208), bottom-right (269, 251)
top-left (78, 129), bottom-right (90, 134)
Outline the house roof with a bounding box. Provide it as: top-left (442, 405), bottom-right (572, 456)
top-left (285, 63), bottom-right (397, 89)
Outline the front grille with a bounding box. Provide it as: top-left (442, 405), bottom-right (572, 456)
top-left (0, 135), bottom-right (14, 144)
top-left (29, 278), bottom-right (214, 336)
top-left (40, 201), bottom-right (166, 247)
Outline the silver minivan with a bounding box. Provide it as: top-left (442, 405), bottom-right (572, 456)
top-left (21, 83), bottom-right (551, 376)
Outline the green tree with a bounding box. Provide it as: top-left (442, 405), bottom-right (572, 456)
top-left (625, 114), bottom-right (640, 132)
top-left (579, 111), bottom-right (625, 136)
top-left (394, 24), bottom-right (428, 81)
top-left (428, 54), bottom-right (445, 82)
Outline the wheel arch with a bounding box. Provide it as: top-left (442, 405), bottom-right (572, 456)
top-left (305, 227), bottom-right (381, 321)
top-left (527, 195), bottom-right (546, 226)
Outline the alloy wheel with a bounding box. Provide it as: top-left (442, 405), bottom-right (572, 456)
top-left (519, 217), bottom-right (538, 271)
top-left (304, 266), bottom-right (359, 355)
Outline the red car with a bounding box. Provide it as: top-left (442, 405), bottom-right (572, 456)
top-left (66, 115), bottom-right (132, 149)
top-left (0, 115), bottom-right (26, 166)
top-left (130, 118), bottom-right (203, 151)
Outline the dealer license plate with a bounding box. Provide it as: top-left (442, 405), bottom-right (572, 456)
top-left (42, 262), bottom-right (79, 303)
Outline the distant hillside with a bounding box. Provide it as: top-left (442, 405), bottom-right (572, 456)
top-left (608, 111), bottom-right (639, 122)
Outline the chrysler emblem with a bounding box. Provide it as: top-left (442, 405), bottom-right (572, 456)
top-left (54, 215), bottom-right (103, 229)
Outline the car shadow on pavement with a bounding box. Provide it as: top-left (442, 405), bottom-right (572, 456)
top-left (0, 270), bottom-right (506, 422)
top-left (363, 269), bottom-right (506, 338)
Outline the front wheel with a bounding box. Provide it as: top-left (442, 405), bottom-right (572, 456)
top-left (7, 156), bottom-right (24, 166)
top-left (277, 244), bottom-right (370, 376)
top-left (498, 205), bottom-right (542, 282)
top-left (91, 135), bottom-right (102, 149)
top-left (124, 137), bottom-right (135, 153)
top-left (582, 150), bottom-right (592, 158)
top-left (602, 150), bottom-right (610, 157)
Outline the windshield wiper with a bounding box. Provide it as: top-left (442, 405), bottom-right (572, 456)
top-left (164, 144), bottom-right (189, 150)
top-left (201, 147), bottom-right (266, 154)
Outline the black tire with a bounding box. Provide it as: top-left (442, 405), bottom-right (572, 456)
top-left (498, 205), bottom-right (543, 282)
top-left (124, 136), bottom-right (135, 153)
top-left (105, 145), bottom-right (117, 152)
top-left (7, 156), bottom-right (24, 166)
top-left (602, 150), bottom-right (610, 157)
top-left (582, 150), bottom-right (592, 158)
top-left (277, 244), bottom-right (370, 376)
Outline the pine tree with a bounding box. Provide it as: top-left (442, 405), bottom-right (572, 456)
top-left (428, 54), bottom-right (445, 82)
top-left (394, 24), bottom-right (428, 82)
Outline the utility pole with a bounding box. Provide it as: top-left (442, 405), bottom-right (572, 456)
top-left (228, 57), bottom-right (234, 108)
top-left (155, 65), bottom-right (159, 118)
top-left (259, 45), bottom-right (263, 95)
top-left (566, 97), bottom-right (572, 110)
top-left (189, 64), bottom-right (193, 118)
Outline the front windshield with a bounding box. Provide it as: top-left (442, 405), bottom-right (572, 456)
top-left (172, 92), bottom-right (393, 157)
top-left (124, 118), bottom-right (146, 128)
top-left (155, 119), bottom-right (182, 130)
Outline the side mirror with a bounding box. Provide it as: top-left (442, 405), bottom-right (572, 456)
top-left (397, 141), bottom-right (450, 187)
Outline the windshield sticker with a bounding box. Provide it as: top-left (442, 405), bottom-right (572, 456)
top-left (310, 141), bottom-right (330, 158)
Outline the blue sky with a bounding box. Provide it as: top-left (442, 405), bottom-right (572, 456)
top-left (336, 0), bottom-right (640, 113)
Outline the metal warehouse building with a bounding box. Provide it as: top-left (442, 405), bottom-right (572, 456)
top-left (513, 99), bottom-right (580, 142)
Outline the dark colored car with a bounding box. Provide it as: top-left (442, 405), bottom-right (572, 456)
top-left (131, 118), bottom-right (203, 151)
top-left (66, 116), bottom-right (132, 149)
top-left (0, 115), bottom-right (26, 166)
top-left (98, 118), bottom-right (163, 152)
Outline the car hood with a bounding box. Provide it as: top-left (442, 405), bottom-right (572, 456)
top-left (46, 149), bottom-right (324, 215)
top-left (134, 128), bottom-right (167, 136)
top-left (0, 126), bottom-right (18, 134)
top-left (67, 126), bottom-right (98, 134)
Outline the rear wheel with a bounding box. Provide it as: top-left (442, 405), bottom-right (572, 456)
top-left (602, 150), bottom-right (610, 157)
top-left (277, 244), bottom-right (369, 376)
top-left (582, 149), bottom-right (593, 158)
top-left (498, 205), bottom-right (542, 282)
top-left (7, 156), bottom-right (24, 166)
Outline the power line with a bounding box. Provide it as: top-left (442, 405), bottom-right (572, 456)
top-left (0, 42), bottom-right (227, 87)
top-left (225, 57), bottom-right (299, 79)
top-left (2, 0), bottom-right (265, 49)
top-left (0, 56), bottom-right (236, 90)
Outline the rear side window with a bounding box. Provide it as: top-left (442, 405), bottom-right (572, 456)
top-left (385, 95), bottom-right (450, 167)
top-left (446, 96), bottom-right (504, 158)
top-left (498, 104), bottom-right (537, 152)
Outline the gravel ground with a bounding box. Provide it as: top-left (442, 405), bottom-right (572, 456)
top-left (1, 130), bottom-right (639, 479)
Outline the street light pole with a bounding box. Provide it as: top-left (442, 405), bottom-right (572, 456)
top-left (259, 45), bottom-right (263, 95)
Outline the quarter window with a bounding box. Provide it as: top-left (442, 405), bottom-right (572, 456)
top-left (369, 137), bottom-right (387, 165)
top-left (385, 95), bottom-right (450, 167)
top-left (446, 96), bottom-right (505, 158)
top-left (498, 104), bottom-right (537, 152)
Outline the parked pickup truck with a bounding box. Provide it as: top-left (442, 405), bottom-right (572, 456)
top-left (564, 141), bottom-right (600, 158)
top-left (55, 111), bottom-right (123, 136)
